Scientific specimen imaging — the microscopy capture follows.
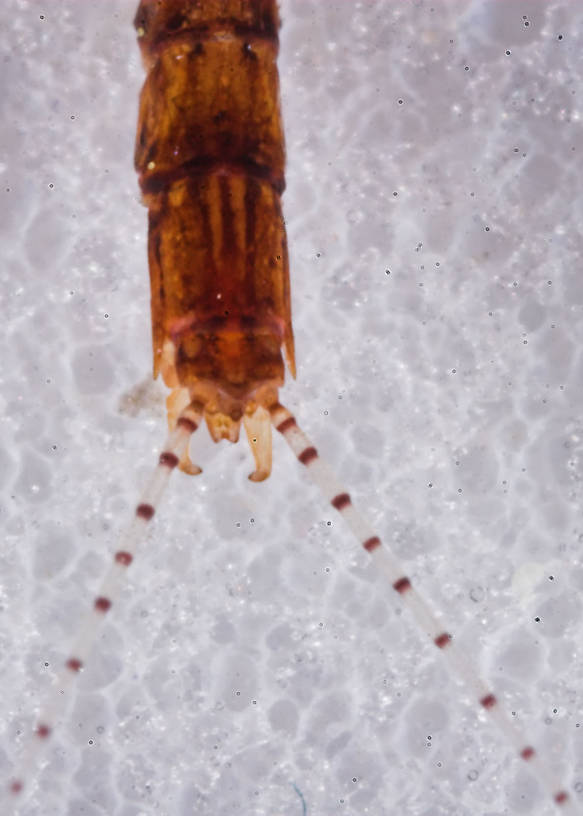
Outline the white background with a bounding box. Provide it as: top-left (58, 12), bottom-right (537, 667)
top-left (0, 1), bottom-right (582, 815)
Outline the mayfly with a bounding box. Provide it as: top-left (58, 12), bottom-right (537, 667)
top-left (3, 1), bottom-right (577, 813)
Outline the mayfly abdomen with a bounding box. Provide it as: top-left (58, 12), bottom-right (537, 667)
top-left (134, 0), bottom-right (295, 470)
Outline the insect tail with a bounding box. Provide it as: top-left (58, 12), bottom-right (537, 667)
top-left (270, 401), bottom-right (575, 814)
top-left (5, 403), bottom-right (202, 808)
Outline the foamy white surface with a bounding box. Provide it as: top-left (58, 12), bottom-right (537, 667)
top-left (1, 1), bottom-right (582, 814)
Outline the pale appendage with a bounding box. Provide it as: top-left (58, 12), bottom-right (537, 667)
top-left (165, 387), bottom-right (202, 475)
top-left (243, 405), bottom-right (272, 482)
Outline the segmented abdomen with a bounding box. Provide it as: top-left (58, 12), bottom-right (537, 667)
top-left (134, 0), bottom-right (295, 413)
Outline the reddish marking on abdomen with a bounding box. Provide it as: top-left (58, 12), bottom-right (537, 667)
top-left (10, 780), bottom-right (23, 795)
top-left (276, 416), bottom-right (297, 435)
top-left (521, 746), bottom-right (535, 761)
top-left (331, 493), bottom-right (351, 511)
top-left (298, 446), bottom-right (318, 466)
top-left (555, 791), bottom-right (569, 805)
top-left (434, 632), bottom-right (451, 649)
top-left (363, 536), bottom-right (381, 552)
top-left (159, 451), bottom-right (179, 469)
top-left (169, 312), bottom-right (287, 343)
top-left (66, 657), bottom-right (83, 672)
top-left (177, 416), bottom-right (198, 434)
top-left (480, 693), bottom-right (497, 709)
top-left (136, 503), bottom-right (155, 520)
top-left (36, 724), bottom-right (51, 739)
top-left (115, 551), bottom-right (133, 566)
top-left (94, 597), bottom-right (112, 613)
top-left (393, 576), bottom-right (412, 594)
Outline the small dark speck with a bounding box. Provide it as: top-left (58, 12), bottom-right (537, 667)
top-left (506, 49), bottom-right (511, 55)
top-left (557, 34), bottom-right (563, 40)
top-left (104, 313), bottom-right (109, 318)
top-left (534, 616), bottom-right (541, 622)
top-left (428, 482), bottom-right (433, 488)
top-left (398, 98), bottom-right (404, 104)
top-left (48, 183), bottom-right (54, 189)
top-left (385, 269), bottom-right (391, 275)
top-left (40, 14), bottom-right (45, 19)
top-left (549, 575), bottom-right (554, 581)
top-left (88, 739), bottom-right (94, 745)
top-left (464, 65), bottom-right (470, 71)
top-left (485, 226), bottom-right (490, 231)
top-left (451, 368), bottom-right (457, 374)
top-left (393, 191), bottom-right (398, 196)
top-left (70, 115), bottom-right (75, 120)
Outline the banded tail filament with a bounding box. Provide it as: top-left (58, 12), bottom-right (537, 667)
top-left (3, 1), bottom-right (577, 814)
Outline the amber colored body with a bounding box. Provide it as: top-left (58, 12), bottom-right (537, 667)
top-left (134, 0), bottom-right (295, 475)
